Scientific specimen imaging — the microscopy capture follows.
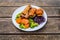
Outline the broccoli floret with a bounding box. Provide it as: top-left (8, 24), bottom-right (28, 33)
top-left (30, 22), bottom-right (38, 28)
top-left (29, 18), bottom-right (38, 28)
top-left (16, 13), bottom-right (22, 19)
top-left (19, 24), bottom-right (25, 29)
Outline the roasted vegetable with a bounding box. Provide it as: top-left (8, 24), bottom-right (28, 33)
top-left (36, 9), bottom-right (43, 16)
top-left (24, 24), bottom-right (29, 28)
top-left (16, 13), bottom-right (21, 19)
top-left (19, 24), bottom-right (25, 29)
top-left (29, 18), bottom-right (38, 28)
top-left (30, 22), bottom-right (38, 28)
top-left (16, 18), bottom-right (22, 24)
top-left (19, 23), bottom-right (29, 29)
top-left (29, 8), bottom-right (36, 16)
top-left (33, 16), bottom-right (45, 24)
top-left (21, 18), bottom-right (29, 24)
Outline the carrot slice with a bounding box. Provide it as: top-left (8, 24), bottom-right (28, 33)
top-left (24, 24), bottom-right (29, 28)
top-left (21, 19), bottom-right (29, 24)
top-left (16, 18), bottom-right (21, 24)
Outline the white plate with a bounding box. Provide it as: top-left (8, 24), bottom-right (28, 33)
top-left (12, 5), bottom-right (47, 31)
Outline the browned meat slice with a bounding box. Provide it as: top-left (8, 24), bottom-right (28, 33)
top-left (20, 13), bottom-right (29, 18)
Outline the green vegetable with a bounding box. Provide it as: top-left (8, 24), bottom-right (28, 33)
top-left (16, 13), bottom-right (22, 19)
top-left (30, 14), bottom-right (36, 18)
top-left (30, 16), bottom-right (33, 18)
top-left (30, 22), bottom-right (38, 28)
top-left (29, 18), bottom-right (38, 28)
top-left (29, 18), bottom-right (34, 22)
top-left (19, 24), bottom-right (25, 29)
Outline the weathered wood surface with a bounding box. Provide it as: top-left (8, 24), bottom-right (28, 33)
top-left (0, 0), bottom-right (60, 40)
top-left (0, 7), bottom-right (60, 17)
top-left (0, 18), bottom-right (60, 34)
top-left (0, 0), bottom-right (60, 6)
top-left (0, 35), bottom-right (60, 40)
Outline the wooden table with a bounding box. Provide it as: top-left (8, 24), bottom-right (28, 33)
top-left (0, 0), bottom-right (60, 40)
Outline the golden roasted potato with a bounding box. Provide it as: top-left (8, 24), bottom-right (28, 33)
top-left (29, 8), bottom-right (36, 16)
top-left (36, 8), bottom-right (43, 16)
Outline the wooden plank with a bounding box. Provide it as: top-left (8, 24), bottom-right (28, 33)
top-left (0, 0), bottom-right (60, 6)
top-left (0, 7), bottom-right (60, 17)
top-left (0, 35), bottom-right (60, 40)
top-left (0, 18), bottom-right (60, 34)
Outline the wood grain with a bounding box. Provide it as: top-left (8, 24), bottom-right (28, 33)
top-left (0, 7), bottom-right (60, 17)
top-left (0, 35), bottom-right (60, 40)
top-left (0, 0), bottom-right (60, 6)
top-left (0, 0), bottom-right (60, 40)
top-left (0, 18), bottom-right (60, 34)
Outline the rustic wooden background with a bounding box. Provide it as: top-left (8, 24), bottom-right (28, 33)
top-left (0, 0), bottom-right (60, 40)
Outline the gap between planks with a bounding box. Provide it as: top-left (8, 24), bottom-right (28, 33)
top-left (0, 33), bottom-right (60, 35)
top-left (0, 6), bottom-right (60, 7)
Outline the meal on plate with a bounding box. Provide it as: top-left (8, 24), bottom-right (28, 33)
top-left (15, 5), bottom-right (45, 29)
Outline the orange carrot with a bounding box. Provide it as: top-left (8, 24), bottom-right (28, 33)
top-left (16, 18), bottom-right (21, 24)
top-left (24, 24), bottom-right (29, 28)
top-left (21, 19), bottom-right (29, 24)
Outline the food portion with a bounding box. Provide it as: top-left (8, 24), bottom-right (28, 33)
top-left (22, 5), bottom-right (31, 14)
top-left (33, 16), bottom-right (45, 24)
top-left (36, 9), bottom-right (43, 16)
top-left (16, 5), bottom-right (45, 29)
top-left (29, 8), bottom-right (36, 16)
top-left (21, 5), bottom-right (31, 18)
